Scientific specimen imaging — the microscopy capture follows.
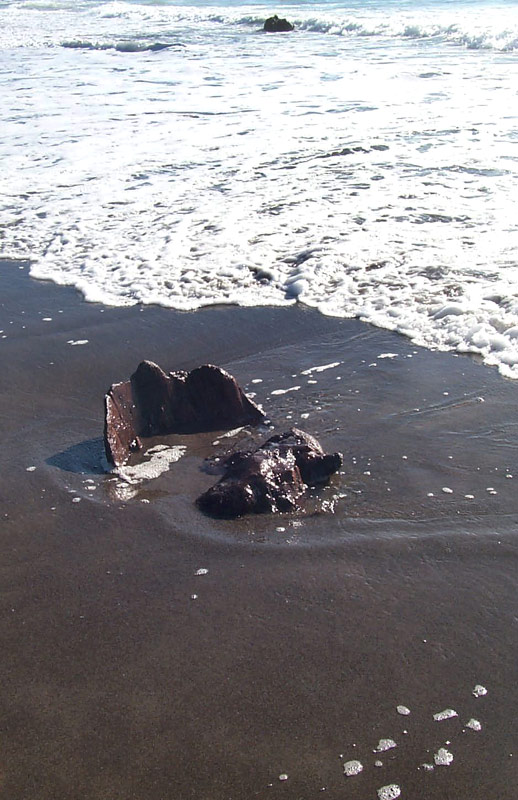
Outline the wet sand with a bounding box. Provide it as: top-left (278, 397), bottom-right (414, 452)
top-left (1, 259), bottom-right (518, 799)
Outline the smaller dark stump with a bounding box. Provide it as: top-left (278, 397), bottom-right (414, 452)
top-left (197, 428), bottom-right (342, 518)
top-left (263, 15), bottom-right (294, 32)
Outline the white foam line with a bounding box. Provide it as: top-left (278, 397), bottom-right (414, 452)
top-left (301, 361), bottom-right (341, 375)
top-left (271, 386), bottom-right (301, 396)
top-left (220, 427), bottom-right (244, 439)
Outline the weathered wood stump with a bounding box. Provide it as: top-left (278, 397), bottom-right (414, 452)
top-left (104, 361), bottom-right (265, 467)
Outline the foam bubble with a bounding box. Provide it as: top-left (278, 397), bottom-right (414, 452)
top-left (473, 684), bottom-right (488, 697)
top-left (466, 718), bottom-right (482, 731)
top-left (112, 482), bottom-right (138, 501)
top-left (397, 705), bottom-right (411, 716)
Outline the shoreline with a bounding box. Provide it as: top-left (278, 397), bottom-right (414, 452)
top-left (1, 259), bottom-right (518, 799)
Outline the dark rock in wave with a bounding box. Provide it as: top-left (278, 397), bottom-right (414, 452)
top-left (263, 15), bottom-right (294, 32)
top-left (104, 361), bottom-right (265, 467)
top-left (197, 428), bottom-right (342, 518)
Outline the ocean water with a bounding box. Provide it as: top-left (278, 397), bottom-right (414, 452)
top-left (1, 0), bottom-right (518, 375)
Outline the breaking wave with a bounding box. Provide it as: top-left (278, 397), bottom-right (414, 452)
top-left (2, 0), bottom-right (518, 378)
top-left (2, 0), bottom-right (518, 54)
top-left (61, 39), bottom-right (181, 51)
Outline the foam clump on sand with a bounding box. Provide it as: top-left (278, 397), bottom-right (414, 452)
top-left (374, 738), bottom-right (397, 752)
top-left (473, 684), bottom-right (487, 697)
top-left (434, 747), bottom-right (454, 766)
top-left (396, 705), bottom-right (411, 715)
top-left (466, 718), bottom-right (482, 731)
top-left (343, 760), bottom-right (363, 776)
top-left (117, 445), bottom-right (186, 484)
top-left (377, 783), bottom-right (401, 800)
top-left (433, 708), bottom-right (458, 721)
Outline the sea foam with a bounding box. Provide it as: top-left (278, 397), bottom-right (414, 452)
top-left (2, 0), bottom-right (518, 378)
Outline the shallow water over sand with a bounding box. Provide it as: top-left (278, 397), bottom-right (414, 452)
top-left (81, 308), bottom-right (518, 548)
top-left (4, 259), bottom-right (518, 544)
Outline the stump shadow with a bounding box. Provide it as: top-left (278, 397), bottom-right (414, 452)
top-left (47, 438), bottom-right (107, 475)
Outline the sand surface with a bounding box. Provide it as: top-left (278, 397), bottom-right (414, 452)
top-left (1, 260), bottom-right (518, 799)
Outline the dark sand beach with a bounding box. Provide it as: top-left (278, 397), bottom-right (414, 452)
top-left (1, 258), bottom-right (518, 799)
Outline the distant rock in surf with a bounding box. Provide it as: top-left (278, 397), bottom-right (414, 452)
top-left (104, 361), bottom-right (265, 467)
top-left (263, 15), bottom-right (294, 32)
top-left (197, 428), bottom-right (342, 518)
